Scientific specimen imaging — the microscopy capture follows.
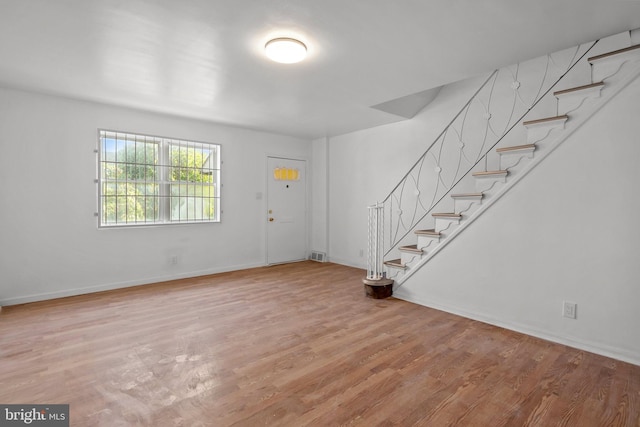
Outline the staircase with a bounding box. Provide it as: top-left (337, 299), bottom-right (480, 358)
top-left (368, 30), bottom-right (640, 287)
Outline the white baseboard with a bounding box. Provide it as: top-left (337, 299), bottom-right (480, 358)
top-left (0, 262), bottom-right (265, 306)
top-left (394, 289), bottom-right (640, 367)
top-left (327, 256), bottom-right (366, 271)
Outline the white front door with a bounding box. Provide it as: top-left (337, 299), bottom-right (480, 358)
top-left (266, 156), bottom-right (307, 264)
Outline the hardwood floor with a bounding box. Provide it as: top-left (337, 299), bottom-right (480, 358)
top-left (1, 261), bottom-right (638, 426)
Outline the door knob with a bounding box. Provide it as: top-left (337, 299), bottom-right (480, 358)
top-left (269, 217), bottom-right (274, 222)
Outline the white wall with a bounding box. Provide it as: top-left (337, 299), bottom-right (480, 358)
top-left (0, 87), bottom-right (311, 305)
top-left (395, 74), bottom-right (640, 365)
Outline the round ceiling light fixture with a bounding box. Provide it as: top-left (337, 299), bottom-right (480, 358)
top-left (265, 37), bottom-right (307, 64)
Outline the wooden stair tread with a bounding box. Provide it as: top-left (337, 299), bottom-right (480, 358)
top-left (384, 259), bottom-right (405, 268)
top-left (399, 244), bottom-right (423, 254)
top-left (451, 192), bottom-right (483, 198)
top-left (523, 115), bottom-right (568, 126)
top-left (472, 170), bottom-right (508, 177)
top-left (432, 212), bottom-right (462, 218)
top-left (496, 144), bottom-right (536, 153)
top-left (414, 229), bottom-right (440, 236)
top-left (588, 44), bottom-right (640, 63)
top-left (554, 81), bottom-right (604, 96)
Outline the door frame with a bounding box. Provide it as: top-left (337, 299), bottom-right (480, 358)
top-left (265, 154), bottom-right (310, 265)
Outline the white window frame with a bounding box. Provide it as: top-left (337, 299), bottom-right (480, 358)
top-left (97, 130), bottom-right (221, 227)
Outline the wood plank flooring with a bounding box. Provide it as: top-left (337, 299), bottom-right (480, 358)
top-left (1, 261), bottom-right (639, 426)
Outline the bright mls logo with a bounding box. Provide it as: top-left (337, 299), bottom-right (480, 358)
top-left (1, 405), bottom-right (69, 426)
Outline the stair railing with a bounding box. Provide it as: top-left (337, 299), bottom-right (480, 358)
top-left (367, 40), bottom-right (599, 276)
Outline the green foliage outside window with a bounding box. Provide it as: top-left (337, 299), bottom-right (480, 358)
top-left (99, 131), bottom-right (219, 226)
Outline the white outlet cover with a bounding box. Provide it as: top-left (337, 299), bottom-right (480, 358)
top-left (563, 301), bottom-right (577, 319)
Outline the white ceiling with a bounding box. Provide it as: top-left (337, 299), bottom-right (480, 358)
top-left (1, 0), bottom-right (639, 139)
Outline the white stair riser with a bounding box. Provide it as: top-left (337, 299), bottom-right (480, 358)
top-left (416, 235), bottom-right (440, 251)
top-left (474, 174), bottom-right (507, 193)
top-left (453, 198), bottom-right (482, 215)
top-left (499, 148), bottom-right (535, 170)
top-left (400, 251), bottom-right (422, 266)
top-left (556, 86), bottom-right (603, 115)
top-left (384, 265), bottom-right (404, 280)
top-left (434, 217), bottom-right (460, 233)
top-left (591, 49), bottom-right (640, 83)
top-left (524, 119), bottom-right (566, 144)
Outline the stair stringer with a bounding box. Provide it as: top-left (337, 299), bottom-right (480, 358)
top-left (393, 58), bottom-right (640, 286)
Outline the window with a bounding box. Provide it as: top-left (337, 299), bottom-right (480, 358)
top-left (97, 130), bottom-right (220, 227)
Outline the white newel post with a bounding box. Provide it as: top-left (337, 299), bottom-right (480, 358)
top-left (366, 204), bottom-right (384, 280)
top-left (363, 203), bottom-right (393, 298)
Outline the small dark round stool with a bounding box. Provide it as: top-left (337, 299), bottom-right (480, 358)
top-left (362, 277), bottom-right (394, 299)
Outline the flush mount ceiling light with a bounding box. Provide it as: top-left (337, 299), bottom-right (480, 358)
top-left (265, 38), bottom-right (307, 64)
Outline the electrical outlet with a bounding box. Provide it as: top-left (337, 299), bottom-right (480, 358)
top-left (170, 255), bottom-right (179, 265)
top-left (563, 301), bottom-right (577, 319)
top-left (359, 249), bottom-right (364, 257)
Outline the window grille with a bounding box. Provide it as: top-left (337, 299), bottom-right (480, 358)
top-left (97, 130), bottom-right (220, 227)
